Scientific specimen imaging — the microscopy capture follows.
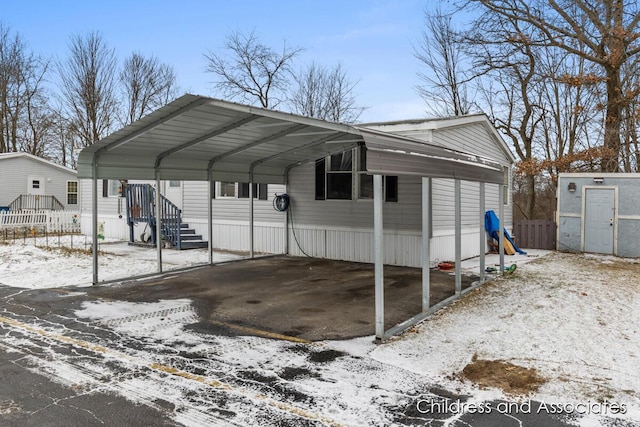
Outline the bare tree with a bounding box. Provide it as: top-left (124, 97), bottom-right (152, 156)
top-left (58, 31), bottom-right (118, 149)
top-left (47, 107), bottom-right (79, 168)
top-left (467, 0), bottom-right (640, 172)
top-left (0, 24), bottom-right (52, 155)
top-left (120, 52), bottom-right (178, 125)
top-left (289, 62), bottom-right (364, 123)
top-left (204, 29), bottom-right (302, 108)
top-left (414, 7), bottom-right (475, 116)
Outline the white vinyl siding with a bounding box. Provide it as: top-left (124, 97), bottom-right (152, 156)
top-left (0, 155), bottom-right (77, 209)
top-left (431, 123), bottom-right (511, 164)
top-left (181, 181), bottom-right (285, 223)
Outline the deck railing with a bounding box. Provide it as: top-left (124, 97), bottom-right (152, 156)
top-left (125, 184), bottom-right (182, 248)
top-left (9, 194), bottom-right (65, 211)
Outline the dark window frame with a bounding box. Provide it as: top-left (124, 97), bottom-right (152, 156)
top-left (315, 146), bottom-right (398, 202)
top-left (238, 182), bottom-right (268, 200)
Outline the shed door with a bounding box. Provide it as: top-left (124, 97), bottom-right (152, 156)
top-left (27, 176), bottom-right (45, 196)
top-left (584, 188), bottom-right (614, 254)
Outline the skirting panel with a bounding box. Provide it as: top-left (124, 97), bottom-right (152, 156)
top-left (84, 215), bottom-right (486, 266)
top-left (80, 214), bottom-right (129, 241)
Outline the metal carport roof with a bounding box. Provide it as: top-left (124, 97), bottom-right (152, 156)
top-left (77, 94), bottom-right (504, 184)
top-left (78, 94), bottom-right (510, 342)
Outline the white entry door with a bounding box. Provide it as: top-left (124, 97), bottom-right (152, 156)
top-left (584, 188), bottom-right (615, 254)
top-left (27, 176), bottom-right (45, 195)
top-left (164, 180), bottom-right (183, 211)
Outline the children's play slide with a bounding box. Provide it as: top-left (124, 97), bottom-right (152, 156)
top-left (484, 210), bottom-right (526, 255)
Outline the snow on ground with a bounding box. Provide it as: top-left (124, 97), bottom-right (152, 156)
top-left (371, 251), bottom-right (640, 424)
top-left (1, 235), bottom-right (640, 425)
top-left (0, 235), bottom-right (240, 288)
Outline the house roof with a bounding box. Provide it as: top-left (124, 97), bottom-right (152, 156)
top-left (0, 152), bottom-right (77, 175)
top-left (362, 114), bottom-right (517, 164)
top-left (77, 94), bottom-right (506, 184)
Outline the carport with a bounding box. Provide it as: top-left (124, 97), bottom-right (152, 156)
top-left (78, 94), bottom-right (507, 341)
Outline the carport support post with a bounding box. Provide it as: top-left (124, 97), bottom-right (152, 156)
top-left (91, 164), bottom-right (98, 285)
top-left (207, 174), bottom-right (213, 264)
top-left (455, 179), bottom-right (462, 295)
top-left (479, 182), bottom-right (486, 283)
top-left (498, 184), bottom-right (505, 274)
top-left (421, 177), bottom-right (430, 311)
top-left (283, 172), bottom-right (289, 255)
top-left (249, 178), bottom-right (254, 258)
top-left (155, 172), bottom-right (163, 273)
top-left (374, 174), bottom-right (384, 341)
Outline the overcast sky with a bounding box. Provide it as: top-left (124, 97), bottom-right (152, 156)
top-left (4, 0), bottom-right (438, 123)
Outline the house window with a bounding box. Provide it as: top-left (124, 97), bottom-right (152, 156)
top-left (327, 151), bottom-right (353, 199)
top-left (316, 147), bottom-right (398, 202)
top-left (238, 183), bottom-right (268, 200)
top-left (102, 180), bottom-right (127, 197)
top-left (32, 180), bottom-right (40, 189)
top-left (67, 181), bottom-right (78, 205)
top-left (359, 175), bottom-right (398, 202)
top-left (169, 180), bottom-right (181, 187)
top-left (217, 182), bottom-right (236, 198)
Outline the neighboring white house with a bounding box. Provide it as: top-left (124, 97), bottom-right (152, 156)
top-left (0, 152), bottom-right (79, 211)
top-left (80, 113), bottom-right (514, 267)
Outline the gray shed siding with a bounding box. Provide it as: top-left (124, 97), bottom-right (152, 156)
top-left (557, 173), bottom-right (640, 257)
top-left (0, 155), bottom-right (77, 209)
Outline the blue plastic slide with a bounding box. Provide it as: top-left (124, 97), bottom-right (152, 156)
top-left (484, 210), bottom-right (526, 255)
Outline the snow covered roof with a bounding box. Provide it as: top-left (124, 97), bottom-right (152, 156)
top-left (77, 94), bottom-right (505, 184)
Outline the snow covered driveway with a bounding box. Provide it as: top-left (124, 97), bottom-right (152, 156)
top-left (0, 239), bottom-right (639, 426)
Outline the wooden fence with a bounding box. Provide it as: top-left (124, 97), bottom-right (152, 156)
top-left (513, 219), bottom-right (556, 250)
top-left (0, 210), bottom-right (81, 233)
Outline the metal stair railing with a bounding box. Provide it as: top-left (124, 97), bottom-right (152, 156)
top-left (125, 183), bottom-right (182, 249)
top-left (9, 194), bottom-right (66, 211)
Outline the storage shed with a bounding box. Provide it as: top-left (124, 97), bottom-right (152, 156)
top-left (557, 173), bottom-right (640, 257)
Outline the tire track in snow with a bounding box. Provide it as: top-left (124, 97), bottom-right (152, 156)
top-left (0, 314), bottom-right (343, 426)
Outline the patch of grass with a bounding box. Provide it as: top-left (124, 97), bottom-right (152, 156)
top-left (37, 245), bottom-right (104, 257)
top-left (459, 354), bottom-right (546, 396)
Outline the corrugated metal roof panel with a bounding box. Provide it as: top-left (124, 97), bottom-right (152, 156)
top-left (78, 94), bottom-right (506, 184)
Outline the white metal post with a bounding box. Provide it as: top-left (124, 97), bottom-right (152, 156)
top-left (479, 182), bottom-right (486, 283)
top-left (207, 174), bottom-right (213, 264)
top-left (498, 184), bottom-right (505, 274)
top-left (455, 179), bottom-right (462, 295)
top-left (91, 163), bottom-right (98, 285)
top-left (283, 172), bottom-right (289, 255)
top-left (249, 180), bottom-right (254, 258)
top-left (421, 176), bottom-right (430, 311)
top-left (374, 174), bottom-right (384, 340)
top-left (155, 172), bottom-right (163, 273)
